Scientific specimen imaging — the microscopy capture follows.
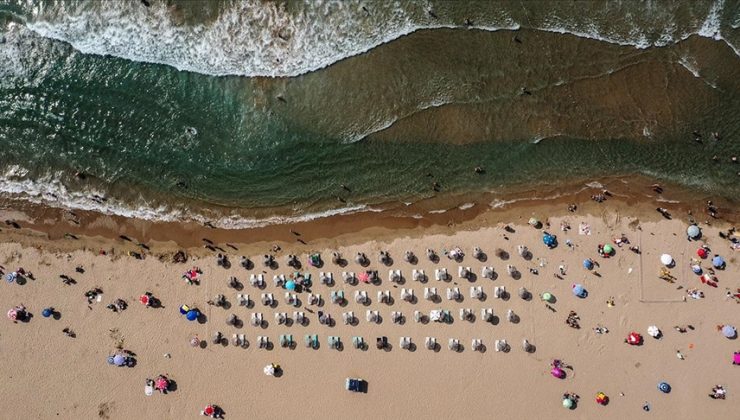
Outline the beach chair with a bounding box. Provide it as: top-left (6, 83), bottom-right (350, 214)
top-left (284, 292), bottom-right (297, 306)
top-left (470, 286), bottom-right (483, 300)
top-left (506, 265), bottom-right (517, 278)
top-left (481, 266), bottom-right (494, 279)
top-left (493, 286), bottom-right (506, 299)
top-left (435, 268), bottom-right (448, 281)
top-left (442, 310), bottom-right (452, 323)
top-left (343, 311), bottom-right (355, 325)
top-left (389, 270), bottom-right (402, 284)
top-left (352, 336), bottom-right (364, 349)
top-left (400, 288), bottom-right (414, 302)
top-left (400, 336), bottom-right (411, 350)
top-left (307, 293), bottom-right (321, 306)
top-left (304, 334), bottom-right (318, 349)
top-left (274, 312), bottom-right (287, 325)
top-left (391, 311), bottom-right (403, 324)
top-left (481, 308), bottom-right (494, 322)
top-left (354, 290), bottom-right (368, 304)
top-left (293, 311), bottom-right (305, 325)
top-left (446, 287), bottom-right (461, 301)
top-left (342, 271), bottom-right (356, 285)
top-left (261, 293), bottom-right (274, 306)
top-left (412, 269), bottom-right (425, 282)
top-left (414, 310), bottom-right (423, 323)
top-left (448, 338), bottom-right (460, 351)
top-left (273, 274), bottom-right (285, 288)
top-left (458, 266), bottom-right (471, 279)
top-left (237, 334), bottom-right (247, 348)
top-left (472, 339), bottom-right (483, 352)
top-left (376, 336), bottom-right (388, 349)
top-left (459, 308), bottom-right (474, 321)
top-left (251, 312), bottom-right (263, 327)
top-left (328, 336), bottom-right (341, 350)
top-left (250, 274), bottom-right (264, 288)
top-left (257, 336), bottom-right (269, 349)
top-left (279, 334), bottom-right (293, 348)
top-left (425, 337), bottom-right (436, 350)
top-left (522, 339), bottom-right (533, 353)
top-left (378, 290), bottom-right (391, 304)
top-left (236, 293), bottom-right (250, 307)
top-left (495, 339), bottom-right (509, 352)
top-left (330, 290), bottom-right (345, 305)
top-left (366, 310), bottom-right (379, 323)
top-left (320, 272), bottom-right (333, 286)
top-left (424, 287), bottom-right (437, 301)
top-left (506, 309), bottom-right (516, 322)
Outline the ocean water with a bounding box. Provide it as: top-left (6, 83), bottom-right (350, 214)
top-left (0, 0), bottom-right (738, 228)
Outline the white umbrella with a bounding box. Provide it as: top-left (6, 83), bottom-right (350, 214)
top-left (660, 254), bottom-right (673, 266)
top-left (263, 364), bottom-right (275, 376)
top-left (430, 310), bottom-right (442, 322)
top-left (647, 325), bottom-right (661, 338)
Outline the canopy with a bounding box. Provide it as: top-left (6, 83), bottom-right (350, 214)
top-left (660, 254), bottom-right (673, 266)
top-left (285, 280), bottom-right (296, 291)
top-left (7, 309), bottom-right (17, 320)
top-left (113, 354), bottom-right (126, 366)
top-left (543, 234), bottom-right (556, 247)
top-left (186, 309), bottom-right (199, 321)
top-left (572, 284), bottom-right (586, 297)
top-left (140, 295), bottom-right (150, 305)
top-left (722, 325), bottom-right (736, 338)
top-left (562, 398), bottom-right (573, 409)
top-left (358, 272), bottom-right (370, 283)
top-left (647, 325), bottom-right (661, 338)
top-left (263, 364), bottom-right (275, 376)
top-left (155, 376), bottom-right (168, 391)
top-left (583, 259), bottom-right (594, 270)
top-left (697, 248), bottom-right (708, 258)
top-left (712, 255), bottom-right (725, 268)
top-left (603, 244), bottom-right (614, 254)
top-left (687, 225), bottom-right (701, 239)
top-left (658, 382), bottom-right (671, 393)
top-left (42, 308), bottom-right (53, 318)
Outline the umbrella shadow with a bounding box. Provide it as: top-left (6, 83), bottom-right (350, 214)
top-left (197, 313), bottom-right (208, 324)
top-left (476, 253), bottom-right (488, 262)
top-left (467, 273), bottom-right (478, 283)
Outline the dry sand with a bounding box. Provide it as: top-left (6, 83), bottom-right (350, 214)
top-left (0, 213), bottom-right (738, 419)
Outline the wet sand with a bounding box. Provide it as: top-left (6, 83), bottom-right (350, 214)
top-left (0, 199), bottom-right (738, 419)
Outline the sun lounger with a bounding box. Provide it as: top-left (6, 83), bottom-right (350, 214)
top-left (261, 293), bottom-right (274, 306)
top-left (257, 336), bottom-right (269, 349)
top-left (342, 271), bottom-right (356, 285)
top-left (400, 288), bottom-right (414, 302)
top-left (446, 287), bottom-right (461, 301)
top-left (236, 293), bottom-right (250, 307)
top-left (506, 309), bottom-right (516, 322)
top-left (425, 336), bottom-right (436, 350)
top-left (343, 311), bottom-right (355, 325)
top-left (328, 336), bottom-right (341, 350)
top-left (506, 265), bottom-right (517, 277)
top-left (273, 274), bottom-right (285, 287)
top-left (459, 308), bottom-right (474, 321)
top-left (517, 245), bottom-right (528, 257)
top-left (250, 274), bottom-right (264, 288)
top-left (145, 383), bottom-right (154, 396)
top-left (412, 269), bottom-right (425, 282)
top-left (470, 286), bottom-right (483, 299)
top-left (366, 310), bottom-right (379, 323)
top-left (522, 339), bottom-right (533, 352)
top-left (293, 311), bottom-right (305, 325)
top-left (352, 336), bottom-right (364, 349)
top-left (414, 310), bottom-right (423, 323)
top-left (495, 339), bottom-right (509, 352)
top-left (279, 334), bottom-right (293, 348)
top-left (389, 270), bottom-right (402, 283)
top-left (458, 266), bottom-right (471, 279)
top-left (275, 312), bottom-right (287, 325)
top-left (400, 336), bottom-right (411, 349)
top-left (435, 268), bottom-right (448, 281)
top-left (251, 312), bottom-right (263, 327)
top-left (354, 290), bottom-right (368, 304)
top-left (330, 290), bottom-right (345, 304)
top-left (304, 334), bottom-right (318, 349)
top-left (494, 286), bottom-right (505, 299)
top-left (481, 308), bottom-right (494, 322)
top-left (448, 338), bottom-right (460, 351)
top-left (472, 339), bottom-right (483, 351)
top-left (378, 290), bottom-right (391, 304)
top-left (481, 266), bottom-right (494, 279)
top-left (424, 287), bottom-right (437, 301)
top-left (320, 272), bottom-right (333, 286)
top-left (307, 293), bottom-right (320, 306)
top-left (391, 311), bottom-right (403, 324)
top-left (284, 292), bottom-right (297, 306)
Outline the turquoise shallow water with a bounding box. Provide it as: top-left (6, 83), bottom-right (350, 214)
top-left (0, 1), bottom-right (738, 227)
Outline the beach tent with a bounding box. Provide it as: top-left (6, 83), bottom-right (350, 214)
top-left (687, 225), bottom-right (701, 239)
top-left (712, 255), bottom-right (726, 269)
top-left (722, 325), bottom-right (736, 339)
top-left (660, 254), bottom-right (673, 266)
top-left (658, 382), bottom-right (671, 393)
top-left (572, 284), bottom-right (587, 298)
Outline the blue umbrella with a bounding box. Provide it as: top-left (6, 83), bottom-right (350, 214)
top-left (658, 382), bottom-right (671, 393)
top-left (572, 284), bottom-right (587, 298)
top-left (712, 255), bottom-right (725, 269)
top-left (583, 259), bottom-right (594, 270)
top-left (42, 308), bottom-right (53, 318)
top-left (285, 280), bottom-right (296, 291)
top-left (543, 234), bottom-right (556, 248)
top-left (186, 309), bottom-right (199, 321)
top-left (691, 265), bottom-right (702, 275)
top-left (687, 225), bottom-right (701, 239)
top-left (113, 354), bottom-right (126, 366)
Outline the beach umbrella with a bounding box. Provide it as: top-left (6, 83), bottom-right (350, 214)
top-left (627, 332), bottom-right (642, 345)
top-left (722, 325), bottom-right (736, 339)
top-left (687, 225), bottom-right (701, 239)
top-left (203, 406), bottom-right (215, 416)
top-left (285, 280), bottom-right (296, 291)
top-left (596, 392), bottom-right (608, 405)
top-left (658, 382), bottom-right (671, 393)
top-left (712, 255), bottom-right (725, 268)
top-left (572, 284), bottom-right (586, 298)
top-left (190, 336), bottom-right (200, 347)
top-left (542, 234), bottom-right (556, 247)
top-left (603, 244), bottom-right (614, 255)
top-left (186, 309), bottom-right (199, 321)
top-left (113, 354), bottom-right (126, 366)
top-left (5, 273), bottom-right (15, 283)
top-left (660, 254), bottom-right (673, 266)
top-left (541, 292), bottom-right (553, 302)
top-left (562, 398), bottom-right (573, 409)
top-left (647, 326), bottom-right (661, 338)
top-left (263, 364), bottom-right (275, 376)
top-left (7, 308), bottom-right (17, 321)
top-left (140, 295), bottom-right (150, 306)
top-left (42, 308), bottom-right (53, 318)
top-left (691, 265), bottom-right (702, 275)
top-left (358, 272), bottom-right (370, 283)
top-left (697, 248), bottom-right (708, 259)
top-left (179, 304), bottom-right (190, 315)
top-left (155, 376), bottom-right (168, 391)
top-left (583, 259), bottom-right (594, 270)
top-left (528, 218), bottom-right (539, 227)
top-left (733, 352), bottom-right (740, 365)
top-left (550, 367), bottom-right (564, 379)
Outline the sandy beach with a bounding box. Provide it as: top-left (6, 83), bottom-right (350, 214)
top-left (0, 203), bottom-right (737, 419)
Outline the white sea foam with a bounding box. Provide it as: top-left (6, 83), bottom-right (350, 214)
top-left (15, 0), bottom-right (737, 79)
top-left (458, 202), bottom-right (475, 210)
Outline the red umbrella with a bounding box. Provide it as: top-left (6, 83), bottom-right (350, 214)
top-left (155, 376), bottom-right (169, 391)
top-left (627, 332), bottom-right (642, 345)
top-left (139, 295), bottom-right (150, 305)
top-left (358, 272), bottom-right (370, 283)
top-left (697, 248), bottom-right (708, 258)
top-left (203, 406), bottom-right (215, 416)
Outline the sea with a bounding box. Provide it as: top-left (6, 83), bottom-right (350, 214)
top-left (0, 0), bottom-right (738, 228)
